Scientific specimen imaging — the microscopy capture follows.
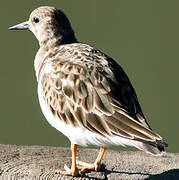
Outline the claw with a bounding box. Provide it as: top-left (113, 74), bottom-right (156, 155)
top-left (64, 164), bottom-right (71, 171)
top-left (76, 160), bottom-right (100, 172)
top-left (55, 168), bottom-right (79, 176)
top-left (55, 145), bottom-right (106, 176)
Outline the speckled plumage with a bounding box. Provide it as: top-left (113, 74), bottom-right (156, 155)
top-left (37, 43), bottom-right (162, 146)
top-left (9, 6), bottom-right (167, 176)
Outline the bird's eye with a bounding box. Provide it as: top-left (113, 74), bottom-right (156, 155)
top-left (33, 17), bottom-right (39, 23)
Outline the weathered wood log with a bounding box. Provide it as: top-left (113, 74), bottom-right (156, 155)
top-left (0, 144), bottom-right (178, 179)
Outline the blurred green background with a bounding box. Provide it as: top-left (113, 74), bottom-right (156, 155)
top-left (0, 0), bottom-right (178, 153)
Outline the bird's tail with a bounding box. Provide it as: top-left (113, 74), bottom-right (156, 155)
top-left (132, 139), bottom-right (168, 156)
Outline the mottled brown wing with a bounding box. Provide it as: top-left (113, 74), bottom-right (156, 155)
top-left (41, 58), bottom-right (162, 142)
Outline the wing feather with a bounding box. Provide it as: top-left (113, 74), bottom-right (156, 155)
top-left (40, 51), bottom-right (164, 145)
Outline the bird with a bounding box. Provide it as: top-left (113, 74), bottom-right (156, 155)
top-left (9, 6), bottom-right (168, 176)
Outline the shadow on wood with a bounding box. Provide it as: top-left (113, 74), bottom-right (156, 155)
top-left (146, 169), bottom-right (179, 180)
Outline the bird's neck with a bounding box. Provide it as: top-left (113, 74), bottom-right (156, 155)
top-left (39, 32), bottom-right (77, 47)
top-left (34, 41), bottom-right (56, 81)
top-left (34, 33), bottom-right (77, 81)
top-left (39, 34), bottom-right (60, 47)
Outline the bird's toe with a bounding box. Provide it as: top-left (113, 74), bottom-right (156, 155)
top-left (55, 165), bottom-right (79, 177)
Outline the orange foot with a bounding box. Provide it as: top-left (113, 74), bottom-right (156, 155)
top-left (55, 164), bottom-right (79, 176)
top-left (55, 144), bottom-right (106, 177)
top-left (76, 160), bottom-right (101, 173)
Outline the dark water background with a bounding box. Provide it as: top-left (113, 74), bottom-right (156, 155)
top-left (0, 0), bottom-right (178, 152)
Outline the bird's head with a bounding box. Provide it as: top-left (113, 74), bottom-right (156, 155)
top-left (9, 6), bottom-right (77, 46)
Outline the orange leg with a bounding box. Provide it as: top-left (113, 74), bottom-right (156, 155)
top-left (95, 146), bottom-right (106, 169)
top-left (55, 144), bottom-right (79, 176)
top-left (77, 146), bottom-right (106, 173)
top-left (55, 145), bottom-right (106, 176)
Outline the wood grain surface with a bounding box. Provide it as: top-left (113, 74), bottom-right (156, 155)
top-left (0, 144), bottom-right (178, 180)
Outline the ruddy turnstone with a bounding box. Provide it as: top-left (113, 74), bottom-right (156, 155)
top-left (9, 6), bottom-right (168, 176)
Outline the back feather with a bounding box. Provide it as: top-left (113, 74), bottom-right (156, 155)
top-left (39, 43), bottom-right (168, 154)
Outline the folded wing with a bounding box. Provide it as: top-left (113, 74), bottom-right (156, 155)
top-left (40, 49), bottom-right (167, 154)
